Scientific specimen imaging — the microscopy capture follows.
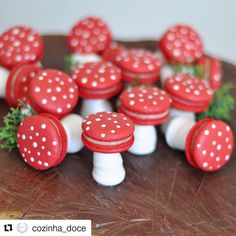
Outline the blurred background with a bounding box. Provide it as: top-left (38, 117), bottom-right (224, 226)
top-left (1, 0), bottom-right (236, 63)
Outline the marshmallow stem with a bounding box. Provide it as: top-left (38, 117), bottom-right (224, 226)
top-left (71, 53), bottom-right (101, 66)
top-left (92, 152), bottom-right (125, 186)
top-left (80, 99), bottom-right (113, 118)
top-left (61, 114), bottom-right (84, 153)
top-left (0, 66), bottom-right (9, 98)
top-left (165, 117), bottom-right (195, 150)
top-left (160, 65), bottom-right (174, 87)
top-left (161, 108), bottom-right (195, 134)
top-left (129, 124), bottom-right (157, 155)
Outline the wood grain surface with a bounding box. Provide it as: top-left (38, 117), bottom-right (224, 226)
top-left (0, 36), bottom-right (235, 236)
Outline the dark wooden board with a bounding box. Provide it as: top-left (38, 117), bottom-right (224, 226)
top-left (0, 36), bottom-right (235, 236)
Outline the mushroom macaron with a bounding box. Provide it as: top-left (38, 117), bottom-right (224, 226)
top-left (159, 24), bottom-right (204, 84)
top-left (0, 25), bottom-right (44, 70)
top-left (82, 112), bottom-right (134, 186)
top-left (71, 61), bottom-right (122, 117)
top-left (162, 116), bottom-right (234, 172)
top-left (115, 49), bottom-right (162, 85)
top-left (66, 16), bottom-right (112, 71)
top-left (0, 63), bottom-right (41, 106)
top-left (163, 73), bottom-right (214, 121)
top-left (119, 86), bottom-right (171, 155)
top-left (17, 113), bottom-right (84, 170)
top-left (159, 24), bottom-right (203, 65)
top-left (195, 56), bottom-right (222, 91)
top-left (29, 69), bottom-right (79, 118)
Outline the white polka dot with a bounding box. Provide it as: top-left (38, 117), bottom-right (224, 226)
top-left (42, 99), bottom-right (47, 104)
top-left (228, 144), bottom-right (232, 149)
top-left (42, 137), bottom-right (46, 142)
top-left (92, 81), bottom-right (98, 87)
top-left (30, 126), bottom-right (34, 131)
top-left (51, 96), bottom-right (57, 101)
top-left (210, 152), bottom-right (214, 157)
top-left (81, 78), bottom-right (88, 84)
top-left (225, 155), bottom-right (230, 161)
top-left (226, 126), bottom-right (230, 132)
top-left (211, 124), bottom-right (216, 129)
top-left (47, 151), bottom-right (51, 156)
top-left (203, 162), bottom-right (208, 168)
top-left (22, 134), bottom-right (26, 140)
top-left (86, 127), bottom-right (90, 131)
top-left (33, 142), bottom-right (37, 148)
top-left (116, 125), bottom-right (121, 128)
top-left (38, 160), bottom-right (42, 165)
top-left (128, 93), bottom-right (135, 98)
top-left (204, 130), bottom-right (209, 136)
top-left (218, 131), bottom-right (222, 137)
top-left (52, 141), bottom-right (57, 146)
top-left (129, 100), bottom-right (135, 106)
top-left (216, 157), bottom-right (220, 162)
top-left (101, 133), bottom-right (106, 138)
top-left (44, 162), bottom-right (49, 167)
top-left (36, 132), bottom-right (39, 136)
top-left (57, 108), bottom-right (62, 113)
top-left (41, 124), bottom-right (46, 129)
top-left (29, 136), bottom-right (33, 140)
top-left (56, 87), bottom-right (61, 92)
top-left (111, 130), bottom-right (115, 133)
top-left (226, 137), bottom-right (230, 143)
top-left (37, 152), bottom-right (40, 156)
top-left (35, 87), bottom-right (40, 93)
top-left (173, 85), bottom-right (180, 91)
top-left (216, 144), bottom-right (222, 150)
top-left (30, 157), bottom-right (35, 162)
top-left (95, 118), bottom-right (101, 121)
top-left (212, 140), bottom-right (216, 146)
top-left (87, 121), bottom-right (92, 125)
top-left (197, 143), bottom-right (201, 148)
top-left (47, 88), bottom-right (52, 93)
top-left (41, 146), bottom-right (45, 150)
top-left (202, 150), bottom-right (207, 155)
top-left (126, 123), bottom-right (131, 126)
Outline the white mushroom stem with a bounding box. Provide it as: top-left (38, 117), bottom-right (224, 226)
top-left (61, 114), bottom-right (84, 153)
top-left (0, 66), bottom-right (9, 98)
top-left (160, 108), bottom-right (195, 134)
top-left (92, 152), bottom-right (125, 186)
top-left (80, 99), bottom-right (113, 118)
top-left (129, 124), bottom-right (157, 155)
top-left (169, 108), bottom-right (195, 121)
top-left (71, 53), bottom-right (101, 66)
top-left (164, 117), bottom-right (195, 151)
top-left (160, 65), bottom-right (174, 87)
top-left (160, 65), bottom-right (194, 87)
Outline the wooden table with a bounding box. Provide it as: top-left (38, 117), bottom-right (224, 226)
top-left (0, 36), bottom-right (235, 236)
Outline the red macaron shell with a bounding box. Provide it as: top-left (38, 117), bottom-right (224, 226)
top-left (186, 118), bottom-right (234, 172)
top-left (17, 114), bottom-right (68, 170)
top-left (102, 42), bottom-right (125, 64)
top-left (119, 86), bottom-right (171, 125)
top-left (164, 74), bottom-right (213, 113)
top-left (67, 17), bottom-right (112, 54)
top-left (159, 25), bottom-right (203, 64)
top-left (29, 69), bottom-right (79, 118)
top-left (71, 61), bottom-right (122, 99)
top-left (0, 26), bottom-right (44, 69)
top-left (115, 49), bottom-right (162, 84)
top-left (82, 112), bottom-right (134, 153)
top-left (6, 64), bottom-right (42, 107)
top-left (196, 56), bottom-right (222, 90)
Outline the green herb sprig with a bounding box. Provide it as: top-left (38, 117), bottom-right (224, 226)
top-left (0, 104), bottom-right (35, 150)
top-left (197, 83), bottom-right (235, 121)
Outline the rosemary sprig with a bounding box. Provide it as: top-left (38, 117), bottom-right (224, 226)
top-left (197, 83), bottom-right (235, 121)
top-left (0, 104), bottom-right (35, 150)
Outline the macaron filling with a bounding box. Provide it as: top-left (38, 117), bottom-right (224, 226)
top-left (120, 106), bottom-right (169, 120)
top-left (83, 133), bottom-right (133, 146)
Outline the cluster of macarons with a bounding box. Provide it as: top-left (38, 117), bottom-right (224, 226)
top-left (0, 17), bottom-right (234, 187)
